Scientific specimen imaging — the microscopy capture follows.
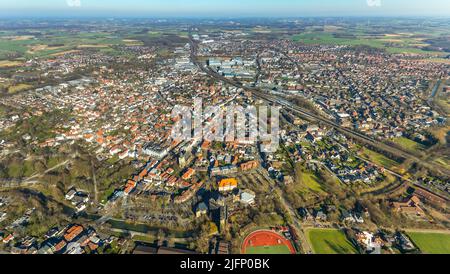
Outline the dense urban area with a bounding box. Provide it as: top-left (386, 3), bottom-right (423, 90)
top-left (0, 17), bottom-right (449, 254)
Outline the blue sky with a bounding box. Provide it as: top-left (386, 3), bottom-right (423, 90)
top-left (0, 0), bottom-right (449, 17)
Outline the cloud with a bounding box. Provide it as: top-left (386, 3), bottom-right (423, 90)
top-left (67, 0), bottom-right (82, 8)
top-left (367, 0), bottom-right (382, 7)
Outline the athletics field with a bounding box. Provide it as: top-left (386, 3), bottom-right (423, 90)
top-left (241, 230), bottom-right (296, 254)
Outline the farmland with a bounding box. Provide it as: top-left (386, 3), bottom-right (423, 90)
top-left (0, 26), bottom-right (189, 61)
top-left (292, 30), bottom-right (448, 57)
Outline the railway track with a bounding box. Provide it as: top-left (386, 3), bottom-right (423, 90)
top-left (188, 32), bottom-right (450, 178)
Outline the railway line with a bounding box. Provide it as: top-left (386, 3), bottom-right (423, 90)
top-left (188, 32), bottom-right (450, 178)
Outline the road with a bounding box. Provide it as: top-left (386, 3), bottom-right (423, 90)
top-left (95, 75), bottom-right (240, 226)
top-left (256, 168), bottom-right (313, 254)
top-left (275, 187), bottom-right (313, 254)
top-left (91, 158), bottom-right (98, 204)
top-left (187, 31), bottom-right (450, 251)
top-left (188, 31), bottom-right (450, 178)
top-left (24, 159), bottom-right (71, 182)
top-left (0, 160), bottom-right (71, 189)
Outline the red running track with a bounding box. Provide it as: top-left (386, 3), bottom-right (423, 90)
top-left (241, 229), bottom-right (296, 254)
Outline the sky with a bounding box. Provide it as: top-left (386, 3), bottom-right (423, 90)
top-left (0, 0), bottom-right (449, 18)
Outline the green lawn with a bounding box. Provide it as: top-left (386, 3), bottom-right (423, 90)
top-left (406, 232), bottom-right (450, 254)
top-left (132, 234), bottom-right (156, 244)
top-left (301, 172), bottom-right (324, 193)
top-left (360, 148), bottom-right (400, 169)
top-left (434, 157), bottom-right (450, 169)
top-left (245, 245), bottom-right (292, 254)
top-left (307, 228), bottom-right (358, 254)
top-left (391, 137), bottom-right (426, 152)
top-left (295, 163), bottom-right (325, 193)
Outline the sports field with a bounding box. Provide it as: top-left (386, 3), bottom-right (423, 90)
top-left (241, 230), bottom-right (296, 254)
top-left (406, 232), bottom-right (450, 254)
top-left (306, 228), bottom-right (358, 254)
top-left (245, 245), bottom-right (292, 254)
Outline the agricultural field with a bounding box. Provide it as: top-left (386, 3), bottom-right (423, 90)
top-left (0, 28), bottom-right (187, 61)
top-left (292, 31), bottom-right (448, 57)
top-left (406, 231), bottom-right (450, 254)
top-left (306, 228), bottom-right (358, 254)
top-left (433, 156), bottom-right (450, 169)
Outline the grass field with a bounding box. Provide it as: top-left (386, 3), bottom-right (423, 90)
top-left (132, 234), bottom-right (156, 244)
top-left (360, 148), bottom-right (400, 169)
top-left (295, 163), bottom-right (325, 193)
top-left (0, 28), bottom-right (192, 60)
top-left (391, 137), bottom-right (426, 152)
top-left (0, 60), bottom-right (23, 68)
top-left (434, 157), bottom-right (450, 169)
top-left (407, 232), bottom-right (450, 254)
top-left (300, 171), bottom-right (324, 192)
top-left (245, 245), bottom-right (292, 254)
top-left (0, 31), bottom-right (132, 60)
top-left (7, 84), bottom-right (33, 94)
top-left (306, 228), bottom-right (358, 254)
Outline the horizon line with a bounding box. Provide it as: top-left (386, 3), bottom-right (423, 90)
top-left (1, 15), bottom-right (450, 20)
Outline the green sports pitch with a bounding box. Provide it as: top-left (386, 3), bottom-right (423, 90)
top-left (306, 228), bottom-right (358, 254)
top-left (407, 232), bottom-right (450, 254)
top-left (244, 245), bottom-right (292, 254)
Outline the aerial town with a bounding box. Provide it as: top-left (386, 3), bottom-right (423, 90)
top-left (0, 13), bottom-right (449, 255)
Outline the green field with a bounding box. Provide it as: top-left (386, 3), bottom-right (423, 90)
top-left (300, 171), bottom-right (324, 193)
top-left (360, 148), bottom-right (400, 169)
top-left (391, 137), bottom-right (426, 152)
top-left (295, 163), bottom-right (325, 194)
top-left (0, 30), bottom-right (161, 60)
top-left (244, 245), bottom-right (292, 254)
top-left (291, 32), bottom-right (446, 56)
top-left (306, 228), bottom-right (358, 254)
top-left (434, 157), bottom-right (450, 169)
top-left (407, 232), bottom-right (450, 254)
top-left (293, 33), bottom-right (385, 47)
